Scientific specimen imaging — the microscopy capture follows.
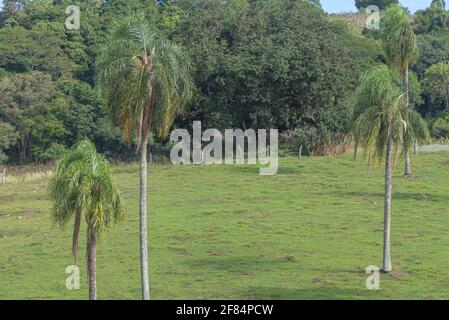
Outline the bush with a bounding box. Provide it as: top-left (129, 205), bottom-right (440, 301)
top-left (37, 143), bottom-right (67, 163)
top-left (432, 114), bottom-right (449, 139)
top-left (0, 151), bottom-right (8, 164)
top-left (280, 127), bottom-right (352, 157)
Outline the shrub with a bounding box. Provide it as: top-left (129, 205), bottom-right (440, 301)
top-left (280, 127), bottom-right (352, 157)
top-left (432, 114), bottom-right (449, 139)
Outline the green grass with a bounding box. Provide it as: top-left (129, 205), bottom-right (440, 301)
top-left (1, 152), bottom-right (449, 300)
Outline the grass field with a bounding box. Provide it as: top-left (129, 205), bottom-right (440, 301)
top-left (1, 152), bottom-right (449, 300)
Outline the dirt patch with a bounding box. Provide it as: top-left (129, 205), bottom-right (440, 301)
top-left (283, 255), bottom-right (296, 262)
top-left (208, 250), bottom-right (226, 257)
top-left (167, 246), bottom-right (191, 256)
top-left (312, 277), bottom-right (326, 284)
top-left (21, 208), bottom-right (43, 215)
top-left (389, 268), bottom-right (410, 279)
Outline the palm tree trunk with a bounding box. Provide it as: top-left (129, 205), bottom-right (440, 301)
top-left (72, 208), bottom-right (81, 262)
top-left (404, 147), bottom-right (412, 177)
top-left (139, 134), bottom-right (150, 300)
top-left (392, 144), bottom-right (399, 170)
top-left (403, 67), bottom-right (412, 177)
top-left (382, 125), bottom-right (393, 273)
top-left (88, 231), bottom-right (97, 300)
top-left (368, 148), bottom-right (372, 171)
top-left (353, 140), bottom-right (358, 161)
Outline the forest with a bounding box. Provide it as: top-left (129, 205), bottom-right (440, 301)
top-left (0, 0), bottom-right (447, 164)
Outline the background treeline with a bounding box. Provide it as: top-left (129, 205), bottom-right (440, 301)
top-left (0, 0), bottom-right (448, 163)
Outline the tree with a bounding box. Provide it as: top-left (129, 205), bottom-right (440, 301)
top-left (432, 0), bottom-right (446, 9)
top-left (0, 22), bottom-right (76, 78)
top-left (0, 71), bottom-right (57, 163)
top-left (48, 139), bottom-right (125, 300)
top-left (414, 0), bottom-right (448, 34)
top-left (351, 65), bottom-right (407, 272)
top-left (172, 0), bottom-right (381, 144)
top-left (307, 0), bottom-right (321, 9)
top-left (95, 14), bottom-right (193, 300)
top-left (0, 0), bottom-right (27, 27)
top-left (0, 0), bottom-right (388, 163)
top-left (355, 0), bottom-right (398, 10)
top-left (425, 61), bottom-right (449, 109)
top-left (415, 30), bottom-right (449, 75)
top-left (383, 4), bottom-right (419, 177)
top-left (0, 122), bottom-right (17, 163)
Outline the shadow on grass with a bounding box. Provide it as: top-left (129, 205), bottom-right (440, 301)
top-left (188, 256), bottom-right (299, 274)
top-left (242, 286), bottom-right (366, 300)
top-left (336, 191), bottom-right (443, 202)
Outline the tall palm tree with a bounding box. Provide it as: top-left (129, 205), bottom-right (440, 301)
top-left (351, 65), bottom-right (407, 272)
top-left (48, 140), bottom-right (125, 300)
top-left (383, 4), bottom-right (419, 177)
top-left (95, 14), bottom-right (193, 300)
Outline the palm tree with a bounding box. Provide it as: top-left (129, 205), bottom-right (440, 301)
top-left (48, 140), bottom-right (125, 300)
top-left (383, 4), bottom-right (419, 177)
top-left (95, 14), bottom-right (193, 300)
top-left (351, 65), bottom-right (407, 272)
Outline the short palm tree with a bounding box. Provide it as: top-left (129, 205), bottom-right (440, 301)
top-left (48, 140), bottom-right (125, 300)
top-left (383, 4), bottom-right (420, 177)
top-left (95, 14), bottom-right (193, 300)
top-left (351, 65), bottom-right (407, 272)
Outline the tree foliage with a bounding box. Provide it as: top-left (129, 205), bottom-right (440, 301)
top-left (414, 0), bottom-right (448, 34)
top-left (355, 0), bottom-right (398, 10)
top-left (0, 0), bottom-right (447, 163)
top-left (425, 61), bottom-right (449, 110)
top-left (48, 138), bottom-right (125, 260)
top-left (383, 4), bottom-right (419, 74)
top-left (172, 0), bottom-right (381, 148)
top-left (351, 65), bottom-right (406, 162)
top-left (96, 13), bottom-right (194, 147)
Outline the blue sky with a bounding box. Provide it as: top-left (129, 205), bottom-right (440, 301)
top-left (0, 0), bottom-right (437, 13)
top-left (321, 0), bottom-right (434, 13)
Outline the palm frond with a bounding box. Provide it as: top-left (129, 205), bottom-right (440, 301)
top-left (95, 14), bottom-right (194, 149)
top-left (350, 65), bottom-right (406, 164)
top-left (48, 140), bottom-right (125, 260)
top-left (383, 4), bottom-right (419, 74)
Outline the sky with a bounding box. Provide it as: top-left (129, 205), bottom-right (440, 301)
top-left (0, 0), bottom-right (437, 13)
top-left (321, 0), bottom-right (434, 13)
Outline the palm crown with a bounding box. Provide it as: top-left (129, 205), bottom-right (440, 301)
top-left (383, 5), bottom-right (419, 76)
top-left (95, 14), bottom-right (194, 149)
top-left (351, 65), bottom-right (406, 162)
top-left (48, 139), bottom-right (125, 260)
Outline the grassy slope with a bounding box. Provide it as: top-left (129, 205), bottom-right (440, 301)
top-left (0, 152), bottom-right (448, 300)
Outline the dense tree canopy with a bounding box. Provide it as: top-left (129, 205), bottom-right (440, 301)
top-left (414, 0), bottom-right (448, 33)
top-left (425, 62), bottom-right (449, 110)
top-left (171, 0), bottom-right (381, 149)
top-left (0, 0), bottom-right (447, 163)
